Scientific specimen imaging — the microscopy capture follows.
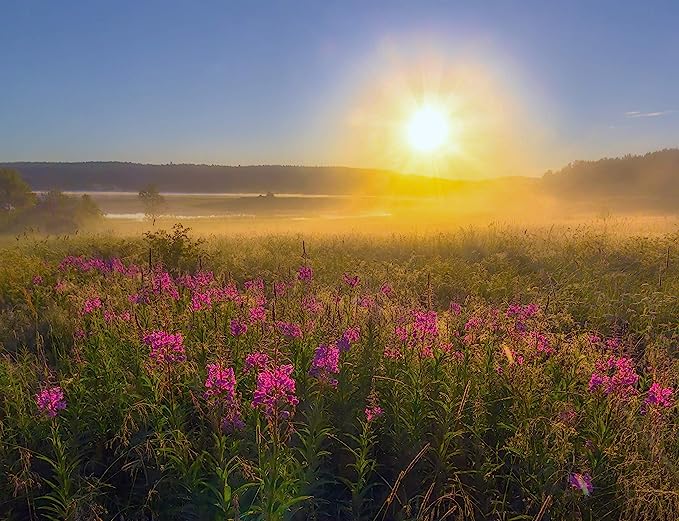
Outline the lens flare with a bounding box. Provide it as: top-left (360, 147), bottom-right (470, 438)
top-left (406, 104), bottom-right (450, 153)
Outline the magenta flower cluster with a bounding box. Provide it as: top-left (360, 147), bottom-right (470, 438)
top-left (506, 303), bottom-right (539, 332)
top-left (588, 356), bottom-right (639, 398)
top-left (204, 363), bottom-right (244, 430)
top-left (569, 472), bottom-right (593, 496)
top-left (81, 296), bottom-right (102, 315)
top-left (343, 273), bottom-right (360, 288)
top-left (230, 318), bottom-right (248, 337)
top-left (309, 343), bottom-right (340, 386)
top-left (302, 295), bottom-right (323, 315)
top-left (645, 382), bottom-right (674, 408)
top-left (178, 271), bottom-right (214, 291)
top-left (35, 386), bottom-right (67, 417)
top-left (297, 265), bottom-right (313, 282)
top-left (244, 278), bottom-right (264, 294)
top-left (59, 255), bottom-right (139, 277)
top-left (276, 321), bottom-right (302, 339)
top-left (252, 364), bottom-right (299, 420)
top-left (530, 331), bottom-right (555, 355)
top-left (143, 330), bottom-right (187, 366)
top-left (380, 283), bottom-right (393, 296)
top-left (152, 269), bottom-right (180, 300)
top-left (365, 394), bottom-right (384, 422)
top-left (248, 305), bottom-right (266, 323)
top-left (244, 351), bottom-right (270, 373)
top-left (412, 310), bottom-right (439, 338)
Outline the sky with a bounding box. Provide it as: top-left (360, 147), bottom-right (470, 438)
top-left (1, 0), bottom-right (678, 178)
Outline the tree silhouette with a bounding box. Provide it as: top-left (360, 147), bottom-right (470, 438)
top-left (0, 168), bottom-right (35, 212)
top-left (138, 184), bottom-right (166, 225)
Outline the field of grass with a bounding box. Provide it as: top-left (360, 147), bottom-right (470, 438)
top-left (1, 223), bottom-right (678, 520)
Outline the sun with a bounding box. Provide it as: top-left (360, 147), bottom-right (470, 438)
top-left (405, 104), bottom-right (450, 153)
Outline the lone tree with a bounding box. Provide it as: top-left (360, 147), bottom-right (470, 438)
top-left (0, 168), bottom-right (35, 212)
top-left (138, 184), bottom-right (166, 225)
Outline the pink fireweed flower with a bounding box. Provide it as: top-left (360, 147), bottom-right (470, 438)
top-left (190, 291), bottom-right (212, 312)
top-left (464, 316), bottom-right (483, 332)
top-left (143, 331), bottom-right (186, 366)
top-left (343, 326), bottom-right (360, 343)
top-left (364, 393), bottom-right (384, 422)
top-left (36, 386), bottom-right (67, 418)
top-left (530, 331), bottom-right (555, 355)
top-left (103, 309), bottom-right (116, 323)
top-left (204, 363), bottom-right (237, 401)
top-left (506, 303), bottom-right (539, 332)
top-left (358, 294), bottom-right (375, 309)
top-left (342, 273), bottom-right (360, 288)
top-left (302, 295), bottom-right (323, 315)
top-left (32, 275), bottom-right (44, 285)
top-left (297, 265), bottom-right (313, 282)
top-left (569, 473), bottom-right (593, 496)
top-left (276, 321), bottom-right (302, 339)
top-left (450, 302), bottom-right (462, 315)
top-left (588, 356), bottom-right (639, 398)
top-left (244, 352), bottom-right (270, 373)
top-left (645, 382), bottom-right (674, 408)
top-left (338, 326), bottom-right (360, 352)
top-left (204, 363), bottom-right (244, 431)
top-left (230, 319), bottom-right (248, 337)
top-left (605, 337), bottom-right (621, 351)
top-left (588, 333), bottom-right (602, 345)
top-left (395, 325), bottom-right (408, 342)
top-left (365, 404), bottom-right (383, 422)
top-left (412, 310), bottom-right (439, 338)
top-left (128, 293), bottom-right (143, 304)
top-left (151, 269), bottom-right (179, 300)
top-left (251, 364), bottom-right (299, 420)
top-left (365, 392), bottom-right (383, 422)
top-left (309, 343), bottom-right (340, 387)
top-left (218, 282), bottom-right (241, 303)
top-left (178, 271), bottom-right (214, 291)
top-left (248, 305), bottom-right (266, 323)
top-left (380, 283), bottom-right (393, 296)
top-left (81, 297), bottom-right (102, 315)
top-left (274, 281), bottom-right (288, 297)
top-left (119, 311), bottom-right (132, 322)
top-left (244, 278), bottom-right (264, 294)
top-left (506, 303), bottom-right (539, 319)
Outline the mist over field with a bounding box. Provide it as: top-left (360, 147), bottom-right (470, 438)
top-left (1, 149), bottom-right (678, 236)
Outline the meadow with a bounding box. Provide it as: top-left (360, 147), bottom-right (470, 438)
top-left (1, 222), bottom-right (678, 520)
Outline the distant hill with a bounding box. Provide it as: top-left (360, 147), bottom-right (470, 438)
top-left (2, 149), bottom-right (678, 212)
top-left (542, 148), bottom-right (679, 212)
top-left (0, 162), bottom-right (461, 196)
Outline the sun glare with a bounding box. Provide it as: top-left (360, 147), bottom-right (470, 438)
top-left (406, 104), bottom-right (450, 153)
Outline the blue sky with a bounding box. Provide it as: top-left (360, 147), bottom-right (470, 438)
top-left (1, 1), bottom-right (677, 176)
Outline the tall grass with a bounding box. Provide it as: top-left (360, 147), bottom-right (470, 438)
top-left (0, 224), bottom-right (677, 520)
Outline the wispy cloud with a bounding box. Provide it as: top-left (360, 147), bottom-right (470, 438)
top-left (624, 109), bottom-right (676, 118)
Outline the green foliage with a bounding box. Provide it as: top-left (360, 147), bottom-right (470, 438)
top-left (0, 225), bottom-right (678, 520)
top-left (143, 223), bottom-right (205, 273)
top-left (0, 168), bottom-right (35, 212)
